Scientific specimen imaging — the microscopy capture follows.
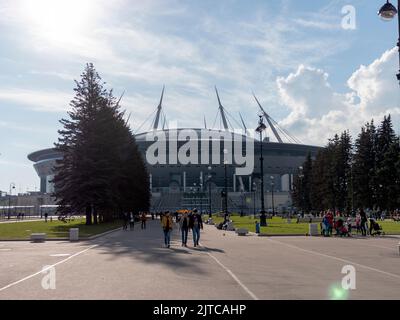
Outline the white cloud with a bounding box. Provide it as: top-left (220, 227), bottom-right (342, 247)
top-left (0, 88), bottom-right (72, 112)
top-left (276, 48), bottom-right (400, 146)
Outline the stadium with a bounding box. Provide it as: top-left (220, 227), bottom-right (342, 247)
top-left (27, 88), bottom-right (322, 214)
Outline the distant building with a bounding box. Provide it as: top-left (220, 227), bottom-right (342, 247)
top-left (27, 89), bottom-right (322, 213)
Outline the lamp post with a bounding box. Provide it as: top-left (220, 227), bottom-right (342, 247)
top-left (193, 183), bottom-right (197, 209)
top-left (256, 113), bottom-right (267, 226)
top-left (298, 166), bottom-right (304, 216)
top-left (270, 176), bottom-right (275, 216)
top-left (240, 189), bottom-right (244, 217)
top-left (223, 149), bottom-right (228, 215)
top-left (252, 181), bottom-right (257, 219)
top-left (199, 182), bottom-right (203, 214)
top-left (378, 0), bottom-right (400, 84)
top-left (8, 182), bottom-right (15, 220)
top-left (207, 166), bottom-right (212, 218)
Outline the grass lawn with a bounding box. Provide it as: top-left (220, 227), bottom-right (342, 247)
top-left (378, 220), bottom-right (400, 235)
top-left (0, 218), bottom-right (122, 240)
top-left (211, 215), bottom-right (400, 235)
top-left (212, 216), bottom-right (313, 235)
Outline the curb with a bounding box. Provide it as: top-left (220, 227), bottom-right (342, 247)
top-left (249, 232), bottom-right (309, 237)
top-left (0, 227), bottom-right (122, 242)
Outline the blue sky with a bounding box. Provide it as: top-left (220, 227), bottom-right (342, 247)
top-left (0, 0), bottom-right (400, 192)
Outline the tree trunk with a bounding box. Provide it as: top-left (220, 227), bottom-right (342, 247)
top-left (93, 206), bottom-right (98, 225)
top-left (85, 205), bottom-right (92, 225)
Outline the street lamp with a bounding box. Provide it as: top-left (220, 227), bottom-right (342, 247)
top-left (240, 189), bottom-right (244, 217)
top-left (223, 149), bottom-right (229, 215)
top-left (8, 182), bottom-right (16, 220)
top-left (207, 166), bottom-right (212, 218)
top-left (270, 176), bottom-right (275, 216)
top-left (378, 0), bottom-right (400, 83)
top-left (298, 166), bottom-right (304, 216)
top-left (193, 183), bottom-right (197, 209)
top-left (252, 181), bottom-right (257, 218)
top-left (199, 182), bottom-right (203, 214)
top-left (256, 112), bottom-right (267, 226)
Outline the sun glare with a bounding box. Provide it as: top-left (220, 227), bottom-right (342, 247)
top-left (21, 0), bottom-right (92, 43)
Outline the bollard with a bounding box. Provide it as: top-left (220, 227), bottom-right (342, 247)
top-left (309, 223), bottom-right (319, 236)
top-left (69, 228), bottom-right (79, 242)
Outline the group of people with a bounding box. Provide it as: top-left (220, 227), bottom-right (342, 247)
top-left (122, 212), bottom-right (148, 231)
top-left (321, 208), bottom-right (383, 237)
top-left (160, 209), bottom-right (203, 248)
top-left (121, 209), bottom-right (205, 248)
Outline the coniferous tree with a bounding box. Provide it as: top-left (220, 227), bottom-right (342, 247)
top-left (352, 121), bottom-right (376, 210)
top-left (53, 63), bottom-right (150, 224)
top-left (293, 115), bottom-right (399, 214)
top-left (375, 115), bottom-right (397, 210)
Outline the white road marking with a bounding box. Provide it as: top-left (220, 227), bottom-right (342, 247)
top-left (200, 244), bottom-right (259, 300)
top-left (0, 244), bottom-right (98, 292)
top-left (305, 235), bottom-right (397, 251)
top-left (266, 238), bottom-right (400, 281)
top-left (50, 254), bottom-right (71, 257)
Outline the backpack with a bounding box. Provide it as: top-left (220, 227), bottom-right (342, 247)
top-left (193, 215), bottom-right (199, 228)
top-left (182, 217), bottom-right (188, 229)
top-left (165, 217), bottom-right (171, 230)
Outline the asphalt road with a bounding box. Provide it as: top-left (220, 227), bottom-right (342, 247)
top-left (0, 219), bottom-right (399, 300)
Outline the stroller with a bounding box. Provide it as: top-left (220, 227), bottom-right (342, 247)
top-left (369, 218), bottom-right (385, 236)
top-left (334, 218), bottom-right (350, 237)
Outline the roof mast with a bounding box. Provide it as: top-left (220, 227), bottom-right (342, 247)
top-left (253, 93), bottom-right (283, 143)
top-left (215, 87), bottom-right (229, 131)
top-left (153, 85), bottom-right (165, 130)
top-left (239, 112), bottom-right (249, 136)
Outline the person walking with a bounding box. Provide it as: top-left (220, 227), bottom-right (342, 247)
top-left (122, 212), bottom-right (129, 230)
top-left (189, 209), bottom-right (203, 247)
top-left (161, 211), bottom-right (173, 248)
top-left (359, 208), bottom-right (368, 236)
top-left (255, 221), bottom-right (260, 234)
top-left (179, 213), bottom-right (189, 247)
top-left (141, 212), bottom-right (147, 230)
top-left (129, 212), bottom-right (135, 231)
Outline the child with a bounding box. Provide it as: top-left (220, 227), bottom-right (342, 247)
top-left (129, 213), bottom-right (135, 231)
top-left (255, 221), bottom-right (260, 234)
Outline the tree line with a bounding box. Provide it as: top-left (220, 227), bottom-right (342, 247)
top-left (292, 115), bottom-right (400, 215)
top-left (53, 64), bottom-right (150, 225)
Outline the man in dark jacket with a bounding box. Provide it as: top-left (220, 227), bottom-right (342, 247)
top-left (189, 209), bottom-right (203, 247)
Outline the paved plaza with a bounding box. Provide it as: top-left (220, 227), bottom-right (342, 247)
top-left (0, 220), bottom-right (399, 300)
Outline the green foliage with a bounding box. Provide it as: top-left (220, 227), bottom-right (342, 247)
top-left (53, 63), bottom-right (150, 224)
top-left (295, 115), bottom-right (400, 213)
top-left (0, 218), bottom-right (122, 240)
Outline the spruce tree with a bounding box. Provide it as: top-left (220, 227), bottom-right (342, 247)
top-left (53, 63), bottom-right (150, 224)
top-left (352, 121), bottom-right (376, 210)
top-left (375, 115), bottom-right (397, 210)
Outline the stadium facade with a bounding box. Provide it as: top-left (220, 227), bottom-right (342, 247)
top-left (28, 89), bottom-right (322, 213)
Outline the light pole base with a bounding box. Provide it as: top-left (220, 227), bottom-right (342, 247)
top-left (260, 212), bottom-right (267, 227)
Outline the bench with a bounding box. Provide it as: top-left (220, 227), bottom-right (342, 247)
top-left (236, 228), bottom-right (249, 236)
top-left (206, 218), bottom-right (215, 225)
top-left (297, 217), bottom-right (323, 223)
top-left (31, 233), bottom-right (46, 242)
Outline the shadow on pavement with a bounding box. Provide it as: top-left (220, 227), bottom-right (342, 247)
top-left (80, 220), bottom-right (225, 274)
